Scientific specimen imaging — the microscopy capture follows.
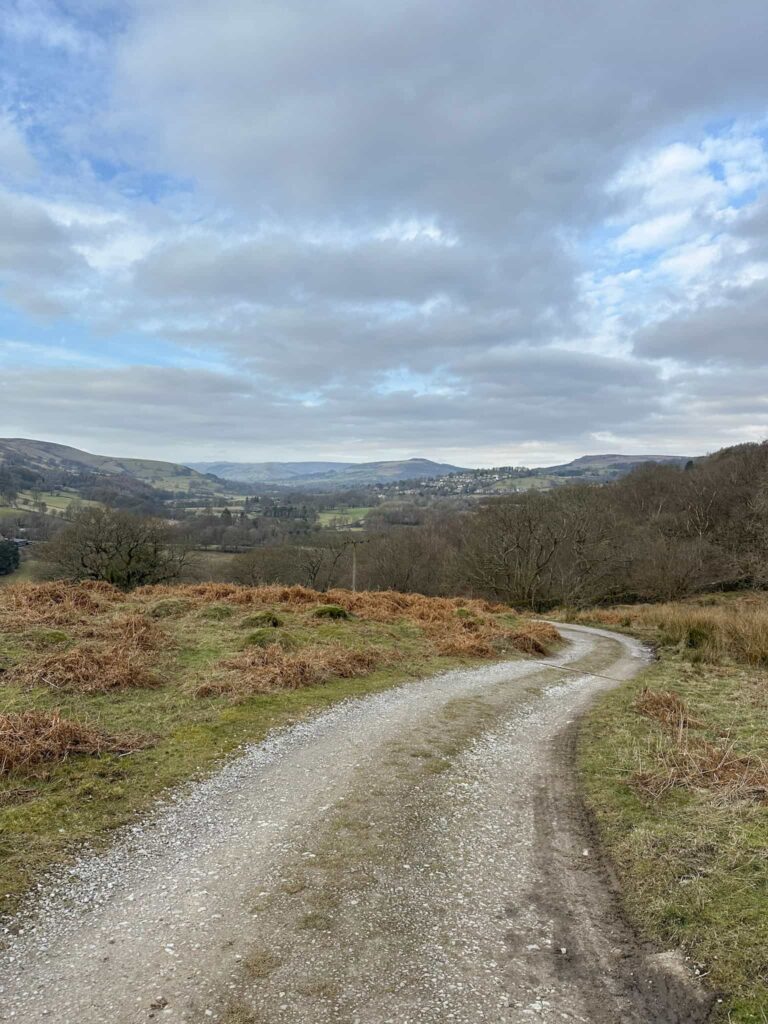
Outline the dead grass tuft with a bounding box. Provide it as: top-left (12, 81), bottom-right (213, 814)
top-left (632, 737), bottom-right (768, 804)
top-left (13, 642), bottom-right (161, 693)
top-left (84, 613), bottom-right (168, 651)
top-left (0, 711), bottom-right (145, 775)
top-left (634, 688), bottom-right (703, 729)
top-left (509, 620), bottom-right (561, 654)
top-left (197, 643), bottom-right (385, 700)
top-left (431, 616), bottom-right (559, 657)
top-left (323, 589), bottom-right (487, 624)
top-left (631, 686), bottom-right (767, 804)
top-left (0, 580), bottom-right (122, 627)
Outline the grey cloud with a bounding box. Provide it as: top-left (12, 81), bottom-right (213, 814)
top-left (1, 354), bottom-right (761, 463)
top-left (132, 232), bottom-right (571, 311)
top-left (0, 348), bottom-right (664, 456)
top-left (0, 191), bottom-right (80, 275)
top-left (633, 281), bottom-right (768, 367)
top-left (0, 190), bottom-right (92, 316)
top-left (115, 0), bottom-right (768, 235)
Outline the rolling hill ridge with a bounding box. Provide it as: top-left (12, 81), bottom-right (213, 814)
top-left (0, 439), bottom-right (225, 495)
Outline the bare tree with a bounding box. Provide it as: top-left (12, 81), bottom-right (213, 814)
top-left (42, 507), bottom-right (190, 590)
top-left (460, 494), bottom-right (573, 609)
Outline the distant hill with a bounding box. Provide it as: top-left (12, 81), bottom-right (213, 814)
top-left (484, 453), bottom-right (692, 493)
top-left (0, 439), bottom-right (227, 494)
top-left (188, 460), bottom-right (354, 484)
top-left (188, 457), bottom-right (468, 487)
top-left (548, 453), bottom-right (691, 473)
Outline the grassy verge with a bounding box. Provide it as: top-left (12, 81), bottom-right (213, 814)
top-left (576, 597), bottom-right (768, 1022)
top-left (0, 581), bottom-right (556, 915)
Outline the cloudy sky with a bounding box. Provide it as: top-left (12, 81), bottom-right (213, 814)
top-left (1, 1), bottom-right (768, 467)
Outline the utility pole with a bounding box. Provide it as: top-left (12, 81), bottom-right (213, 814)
top-left (345, 536), bottom-right (369, 593)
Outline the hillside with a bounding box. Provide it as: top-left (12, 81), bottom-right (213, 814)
top-left (189, 457), bottom-right (468, 487)
top-left (548, 453), bottom-right (691, 473)
top-left (0, 439), bottom-right (228, 495)
top-left (188, 460), bottom-right (354, 483)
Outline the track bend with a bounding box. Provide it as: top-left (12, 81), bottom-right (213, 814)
top-left (0, 623), bottom-right (713, 1024)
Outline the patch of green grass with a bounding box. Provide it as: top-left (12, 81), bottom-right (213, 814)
top-left (580, 652), bottom-right (768, 1021)
top-left (16, 490), bottom-right (101, 512)
top-left (199, 603), bottom-right (236, 620)
top-left (241, 628), bottom-right (297, 650)
top-left (312, 604), bottom-right (349, 620)
top-left (241, 610), bottom-right (283, 628)
top-left (316, 506), bottom-right (372, 527)
top-left (147, 598), bottom-right (192, 619)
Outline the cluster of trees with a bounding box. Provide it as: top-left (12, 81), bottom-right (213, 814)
top-left (32, 442), bottom-right (768, 606)
top-left (226, 442), bottom-right (768, 607)
top-left (171, 510), bottom-right (312, 552)
top-left (460, 444), bottom-right (768, 608)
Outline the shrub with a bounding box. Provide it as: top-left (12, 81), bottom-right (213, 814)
top-left (312, 604), bottom-right (350, 620)
top-left (241, 629), bottom-right (277, 649)
top-left (0, 539), bottom-right (20, 576)
top-left (454, 607), bottom-right (476, 620)
top-left (199, 603), bottom-right (235, 621)
top-left (240, 610), bottom-right (284, 628)
top-left (148, 598), bottom-right (192, 619)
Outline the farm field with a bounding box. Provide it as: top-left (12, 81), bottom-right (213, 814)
top-left (571, 595), bottom-right (768, 1022)
top-left (0, 580), bottom-right (556, 913)
top-left (9, 491), bottom-right (101, 515)
top-left (316, 506), bottom-right (372, 527)
top-left (0, 558), bottom-right (43, 587)
top-left (190, 548), bottom-right (237, 580)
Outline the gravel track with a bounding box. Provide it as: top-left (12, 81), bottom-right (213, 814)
top-left (0, 624), bottom-right (712, 1023)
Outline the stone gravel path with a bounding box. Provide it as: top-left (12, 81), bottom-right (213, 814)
top-left (0, 624), bottom-right (711, 1023)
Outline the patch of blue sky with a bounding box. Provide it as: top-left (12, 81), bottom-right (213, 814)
top-left (727, 186), bottom-right (762, 210)
top-left (0, 4), bottom-right (120, 177)
top-left (707, 159), bottom-right (726, 182)
top-left (375, 366), bottom-right (460, 397)
top-left (0, 304), bottom-right (230, 372)
top-left (86, 157), bottom-right (193, 203)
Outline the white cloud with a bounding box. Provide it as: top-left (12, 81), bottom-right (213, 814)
top-left (0, 113), bottom-right (36, 179)
top-left (615, 211), bottom-right (692, 252)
